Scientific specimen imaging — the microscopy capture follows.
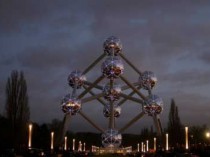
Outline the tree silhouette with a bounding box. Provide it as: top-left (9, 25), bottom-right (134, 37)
top-left (167, 99), bottom-right (184, 147)
top-left (189, 125), bottom-right (208, 145)
top-left (5, 70), bottom-right (30, 149)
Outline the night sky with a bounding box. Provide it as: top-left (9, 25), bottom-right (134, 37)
top-left (0, 0), bottom-right (210, 134)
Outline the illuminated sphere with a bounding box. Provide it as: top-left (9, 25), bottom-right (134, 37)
top-left (103, 105), bottom-right (121, 118)
top-left (103, 36), bottom-right (122, 56)
top-left (68, 70), bottom-right (86, 89)
top-left (101, 129), bottom-right (122, 148)
top-left (101, 57), bottom-right (124, 79)
top-left (143, 94), bottom-right (163, 116)
top-left (139, 71), bottom-right (157, 90)
top-left (61, 94), bottom-right (81, 115)
top-left (103, 83), bottom-right (121, 101)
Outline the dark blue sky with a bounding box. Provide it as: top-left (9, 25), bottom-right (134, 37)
top-left (0, 0), bottom-right (210, 133)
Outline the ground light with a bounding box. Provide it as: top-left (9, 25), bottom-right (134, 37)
top-left (154, 137), bottom-right (156, 151)
top-left (73, 139), bottom-right (75, 151)
top-left (51, 132), bottom-right (54, 150)
top-left (166, 133), bottom-right (169, 151)
top-left (206, 132), bottom-right (210, 145)
top-left (185, 127), bottom-right (189, 150)
top-left (64, 136), bottom-right (67, 150)
top-left (28, 123), bottom-right (33, 148)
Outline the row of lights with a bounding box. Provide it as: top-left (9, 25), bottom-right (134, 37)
top-left (137, 138), bottom-right (156, 153)
top-left (28, 123), bottom-right (86, 151)
top-left (28, 124), bottom-right (210, 151)
top-left (64, 137), bottom-right (86, 151)
top-left (136, 127), bottom-right (210, 153)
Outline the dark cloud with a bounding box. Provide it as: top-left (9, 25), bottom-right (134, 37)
top-left (198, 52), bottom-right (210, 65)
top-left (161, 69), bottom-right (210, 87)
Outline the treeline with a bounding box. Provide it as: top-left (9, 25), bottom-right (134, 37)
top-left (0, 115), bottom-right (209, 151)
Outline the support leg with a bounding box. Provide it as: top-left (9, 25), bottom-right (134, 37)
top-left (119, 112), bottom-right (145, 133)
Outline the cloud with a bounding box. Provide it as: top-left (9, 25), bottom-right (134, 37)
top-left (0, 0), bottom-right (210, 133)
top-left (198, 52), bottom-right (210, 65)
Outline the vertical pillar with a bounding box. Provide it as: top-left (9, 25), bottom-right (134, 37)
top-left (64, 136), bottom-right (67, 150)
top-left (78, 141), bottom-right (82, 151)
top-left (166, 133), bottom-right (168, 151)
top-left (51, 132), bottom-right (54, 150)
top-left (154, 137), bottom-right (156, 151)
top-left (73, 139), bottom-right (75, 151)
top-left (28, 124), bottom-right (33, 148)
top-left (146, 140), bottom-right (149, 152)
top-left (185, 127), bottom-right (189, 150)
top-left (141, 142), bottom-right (144, 152)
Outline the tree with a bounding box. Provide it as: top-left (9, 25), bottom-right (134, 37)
top-left (167, 99), bottom-right (184, 147)
top-left (189, 125), bottom-right (208, 145)
top-left (32, 123), bottom-right (50, 149)
top-left (5, 70), bottom-right (30, 149)
top-left (0, 115), bottom-right (12, 149)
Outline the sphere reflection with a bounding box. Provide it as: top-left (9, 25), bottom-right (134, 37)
top-left (103, 36), bottom-right (122, 56)
top-left (101, 129), bottom-right (122, 148)
top-left (139, 71), bottom-right (157, 90)
top-left (103, 105), bottom-right (121, 118)
top-left (68, 70), bottom-right (86, 89)
top-left (101, 57), bottom-right (124, 79)
top-left (143, 94), bottom-right (163, 116)
top-left (61, 94), bottom-right (81, 115)
top-left (103, 83), bottom-right (121, 101)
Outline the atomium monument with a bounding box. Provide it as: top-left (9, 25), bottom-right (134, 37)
top-left (58, 36), bottom-right (163, 149)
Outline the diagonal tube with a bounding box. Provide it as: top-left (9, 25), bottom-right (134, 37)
top-left (55, 113), bottom-right (71, 146)
top-left (83, 85), bottom-right (107, 106)
top-left (117, 88), bottom-right (140, 106)
top-left (152, 115), bottom-right (162, 137)
top-left (153, 115), bottom-right (163, 148)
top-left (82, 53), bottom-right (106, 75)
top-left (119, 53), bottom-right (142, 75)
top-left (121, 82), bottom-right (140, 91)
top-left (79, 111), bottom-right (105, 133)
top-left (119, 93), bottom-right (144, 104)
top-left (81, 93), bottom-right (104, 104)
top-left (157, 115), bottom-right (163, 136)
top-left (120, 76), bottom-right (146, 100)
top-left (78, 75), bottom-right (104, 99)
top-left (84, 81), bottom-right (103, 90)
top-left (119, 111), bottom-right (145, 133)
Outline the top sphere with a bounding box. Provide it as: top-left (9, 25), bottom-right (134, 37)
top-left (103, 36), bottom-right (122, 56)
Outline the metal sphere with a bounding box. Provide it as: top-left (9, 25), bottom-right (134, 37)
top-left (68, 70), bottom-right (86, 89)
top-left (101, 129), bottom-right (122, 148)
top-left (103, 36), bottom-right (122, 56)
top-left (143, 94), bottom-right (163, 116)
top-left (103, 105), bottom-right (121, 118)
top-left (61, 94), bottom-right (81, 115)
top-left (101, 57), bottom-right (124, 79)
top-left (139, 71), bottom-right (157, 90)
top-left (103, 83), bottom-right (121, 102)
